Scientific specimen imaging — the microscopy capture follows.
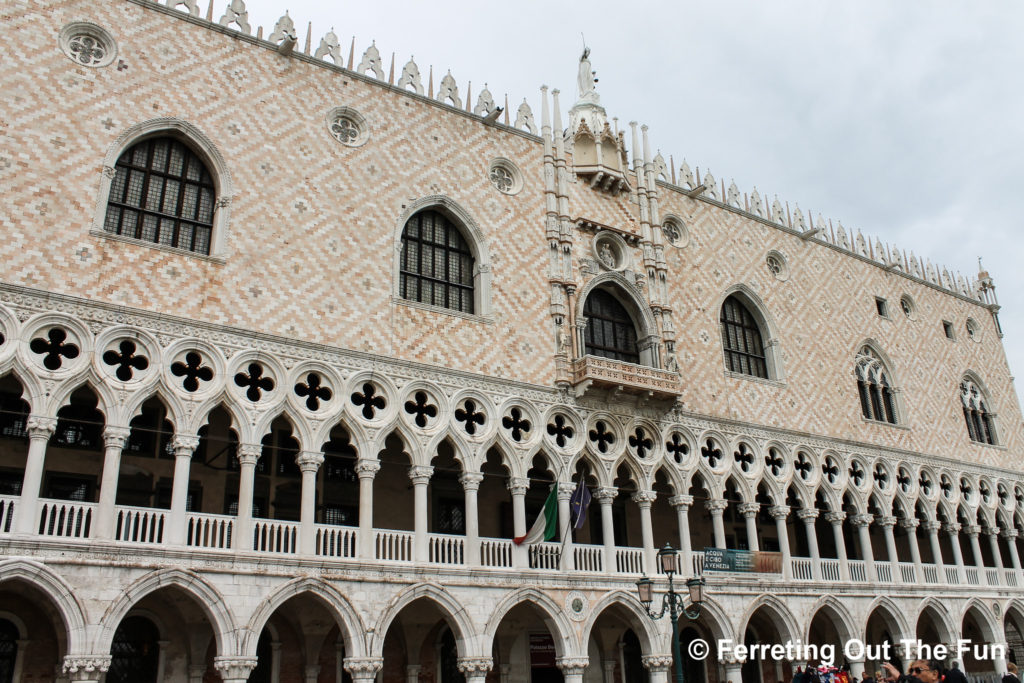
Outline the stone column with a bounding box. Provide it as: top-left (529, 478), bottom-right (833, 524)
top-left (798, 508), bottom-right (822, 580)
top-left (461, 472), bottom-right (484, 566)
top-left (304, 665), bottom-right (320, 683)
top-left (167, 435), bottom-right (199, 545)
top-left (14, 416), bottom-right (56, 534)
top-left (297, 451), bottom-right (324, 556)
top-left (986, 527), bottom-right (1005, 571)
top-left (405, 664), bottom-right (422, 683)
top-left (641, 654), bottom-right (673, 683)
top-left (945, 522), bottom-right (967, 582)
top-left (601, 660), bottom-right (617, 683)
top-left (851, 513), bottom-right (876, 578)
top-left (901, 518), bottom-right (923, 582)
top-left (595, 487), bottom-right (618, 573)
top-left (670, 494), bottom-right (694, 575)
top-left (270, 640), bottom-right (281, 683)
top-left (62, 656), bottom-right (111, 683)
top-left (213, 657), bottom-right (258, 683)
top-left (556, 656), bottom-right (589, 683)
top-left (156, 640), bottom-right (169, 683)
top-left (739, 502), bottom-right (760, 552)
top-left (993, 642), bottom-right (1009, 675)
top-left (770, 505), bottom-right (792, 579)
top-left (93, 426), bottom-right (131, 539)
top-left (724, 657), bottom-right (744, 683)
top-left (826, 511), bottom-right (850, 581)
top-left (706, 499), bottom-right (728, 549)
top-left (878, 515), bottom-right (902, 583)
top-left (457, 657), bottom-right (493, 683)
top-left (409, 465), bottom-right (433, 563)
top-left (508, 477), bottom-right (529, 567)
top-left (923, 520), bottom-right (946, 579)
top-left (1003, 529), bottom-right (1022, 572)
top-left (234, 443), bottom-right (262, 551)
top-left (188, 664), bottom-right (206, 683)
top-left (964, 524), bottom-right (984, 567)
top-left (850, 659), bottom-right (866, 682)
top-left (355, 459), bottom-right (380, 560)
top-left (343, 657), bottom-right (383, 683)
top-left (558, 482), bottom-right (575, 571)
top-left (633, 489), bottom-right (657, 574)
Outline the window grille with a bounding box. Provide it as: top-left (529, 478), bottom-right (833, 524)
top-left (583, 289), bottom-right (639, 364)
top-left (400, 210), bottom-right (475, 313)
top-left (720, 295), bottom-right (768, 378)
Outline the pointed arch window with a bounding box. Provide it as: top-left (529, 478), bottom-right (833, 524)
top-left (104, 137), bottom-right (216, 254)
top-left (720, 295), bottom-right (768, 378)
top-left (583, 289), bottom-right (639, 364)
top-left (399, 210), bottom-right (475, 314)
top-left (856, 346), bottom-right (897, 424)
top-left (961, 378), bottom-right (996, 445)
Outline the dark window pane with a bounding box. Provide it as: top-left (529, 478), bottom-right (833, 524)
top-left (399, 211), bottom-right (475, 314)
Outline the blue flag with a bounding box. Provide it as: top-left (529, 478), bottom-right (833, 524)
top-left (569, 479), bottom-right (592, 530)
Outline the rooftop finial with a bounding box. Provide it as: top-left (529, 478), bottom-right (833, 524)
top-left (577, 45), bottom-right (599, 105)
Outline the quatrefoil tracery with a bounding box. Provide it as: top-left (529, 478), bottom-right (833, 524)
top-left (701, 439), bottom-right (723, 468)
top-left (30, 327), bottom-right (80, 371)
top-left (794, 452), bottom-right (812, 482)
top-left (588, 421), bottom-right (615, 454)
top-left (919, 472), bottom-right (933, 496)
top-left (455, 399), bottom-right (486, 435)
top-left (897, 467), bottom-right (912, 494)
top-left (666, 433), bottom-right (689, 464)
top-left (102, 339), bottom-right (149, 381)
top-left (765, 448), bottom-right (785, 477)
top-left (822, 457), bottom-right (840, 484)
top-left (294, 372), bottom-right (332, 411)
top-left (940, 475), bottom-right (954, 499)
top-left (502, 408), bottom-right (531, 442)
top-left (733, 443), bottom-right (754, 473)
top-left (629, 427), bottom-right (653, 459)
top-left (873, 464), bottom-right (889, 490)
top-left (404, 391), bottom-right (438, 429)
top-left (849, 461), bottom-right (866, 487)
top-left (234, 363), bottom-right (275, 402)
top-left (170, 351), bottom-right (214, 392)
top-left (547, 415), bottom-right (574, 448)
top-left (351, 383), bottom-right (386, 419)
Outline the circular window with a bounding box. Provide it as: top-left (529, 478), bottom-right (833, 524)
top-left (966, 318), bottom-right (979, 342)
top-left (662, 217), bottom-right (689, 248)
top-left (900, 295), bottom-right (916, 320)
top-left (488, 158), bottom-right (523, 195)
top-left (59, 22), bottom-right (117, 68)
top-left (325, 107), bottom-right (369, 147)
top-left (765, 250), bottom-right (788, 281)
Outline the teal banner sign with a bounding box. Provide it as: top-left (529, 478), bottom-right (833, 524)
top-left (703, 548), bottom-right (783, 574)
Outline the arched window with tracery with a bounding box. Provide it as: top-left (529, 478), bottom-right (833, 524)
top-left (855, 346), bottom-right (897, 424)
top-left (399, 210), bottom-right (475, 314)
top-left (961, 377), bottom-right (996, 445)
top-left (104, 137), bottom-right (216, 254)
top-left (720, 295), bottom-right (768, 378)
top-left (583, 289), bottom-right (639, 364)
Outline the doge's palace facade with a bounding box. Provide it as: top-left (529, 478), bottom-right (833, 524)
top-left (1, 1), bottom-right (1024, 683)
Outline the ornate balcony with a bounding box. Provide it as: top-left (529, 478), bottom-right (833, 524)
top-left (571, 355), bottom-right (681, 401)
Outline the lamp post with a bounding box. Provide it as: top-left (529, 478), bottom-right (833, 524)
top-left (636, 543), bottom-right (705, 683)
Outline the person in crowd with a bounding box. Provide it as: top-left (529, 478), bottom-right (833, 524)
top-left (944, 660), bottom-right (968, 683)
top-left (883, 659), bottom-right (943, 683)
top-left (1003, 661), bottom-right (1021, 683)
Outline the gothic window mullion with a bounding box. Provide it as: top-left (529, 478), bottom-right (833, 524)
top-left (881, 387), bottom-right (895, 424)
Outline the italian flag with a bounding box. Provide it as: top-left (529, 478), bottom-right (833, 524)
top-left (514, 486), bottom-right (558, 545)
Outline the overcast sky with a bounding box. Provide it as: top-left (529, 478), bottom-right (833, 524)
top-left (234, 1), bottom-right (1024, 409)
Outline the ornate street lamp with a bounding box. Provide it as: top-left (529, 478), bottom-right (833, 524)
top-left (636, 543), bottom-right (706, 683)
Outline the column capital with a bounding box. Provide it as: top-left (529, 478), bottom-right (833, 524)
top-left (943, 522), bottom-right (962, 535)
top-left (63, 655), bottom-right (112, 678)
top-left (739, 502), bottom-right (760, 518)
top-left (594, 486), bottom-right (618, 502)
top-left (355, 458), bottom-right (381, 478)
top-left (705, 498), bottom-right (729, 513)
top-left (850, 513), bottom-right (874, 528)
top-left (797, 508), bottom-right (819, 521)
top-left (769, 505), bottom-right (790, 520)
top-left (555, 656), bottom-right (589, 675)
top-left (899, 518), bottom-right (920, 530)
top-left (26, 415), bottom-right (57, 438)
top-left (456, 657), bottom-right (494, 674)
top-left (408, 465), bottom-right (434, 485)
top-left (669, 493), bottom-right (693, 509)
top-left (557, 482), bottom-right (576, 501)
top-left (922, 520), bottom-right (943, 532)
top-left (983, 526), bottom-right (1001, 538)
top-left (507, 477), bottom-right (529, 495)
top-left (641, 654), bottom-right (674, 672)
top-left (460, 472), bottom-right (484, 491)
top-left (103, 425), bottom-right (132, 449)
top-left (825, 511), bottom-right (847, 524)
top-left (296, 451), bottom-right (325, 473)
top-left (172, 434), bottom-right (200, 455)
top-left (237, 443), bottom-right (262, 466)
top-left (632, 489), bottom-right (657, 506)
top-left (963, 524), bottom-right (982, 538)
top-left (213, 657), bottom-right (258, 680)
top-left (342, 657), bottom-right (384, 679)
top-left (1003, 528), bottom-right (1019, 540)
top-left (877, 515), bottom-right (898, 529)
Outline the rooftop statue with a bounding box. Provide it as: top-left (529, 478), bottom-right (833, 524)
top-left (577, 47), bottom-right (600, 105)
